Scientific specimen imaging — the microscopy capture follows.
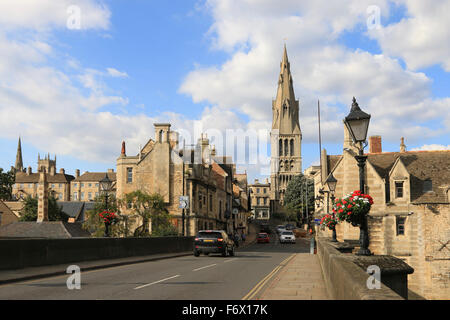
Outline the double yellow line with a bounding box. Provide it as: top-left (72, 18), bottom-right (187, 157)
top-left (241, 253), bottom-right (296, 300)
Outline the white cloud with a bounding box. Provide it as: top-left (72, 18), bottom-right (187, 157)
top-left (370, 0), bottom-right (450, 71)
top-left (0, 0), bottom-right (110, 31)
top-left (411, 144), bottom-right (450, 151)
top-left (106, 67), bottom-right (128, 78)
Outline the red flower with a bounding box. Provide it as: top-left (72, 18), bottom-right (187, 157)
top-left (347, 212), bottom-right (352, 215)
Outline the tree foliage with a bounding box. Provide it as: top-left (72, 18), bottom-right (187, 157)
top-left (0, 168), bottom-right (15, 201)
top-left (19, 195), bottom-right (68, 221)
top-left (283, 174), bottom-right (315, 223)
top-left (83, 193), bottom-right (128, 237)
top-left (121, 190), bottom-right (177, 237)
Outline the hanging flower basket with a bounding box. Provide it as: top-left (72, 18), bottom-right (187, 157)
top-left (99, 210), bottom-right (118, 225)
top-left (320, 214), bottom-right (338, 230)
top-left (332, 190), bottom-right (373, 227)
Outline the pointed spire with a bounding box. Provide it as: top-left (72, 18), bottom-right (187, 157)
top-left (15, 137), bottom-right (23, 172)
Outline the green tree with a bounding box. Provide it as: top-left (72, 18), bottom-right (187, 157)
top-left (84, 193), bottom-right (126, 237)
top-left (284, 174), bottom-right (315, 224)
top-left (0, 168), bottom-right (15, 201)
top-left (19, 195), bottom-right (69, 221)
top-left (122, 190), bottom-right (177, 237)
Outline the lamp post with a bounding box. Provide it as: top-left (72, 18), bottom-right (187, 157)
top-left (99, 173), bottom-right (113, 237)
top-left (343, 97), bottom-right (372, 256)
top-left (325, 173), bottom-right (338, 242)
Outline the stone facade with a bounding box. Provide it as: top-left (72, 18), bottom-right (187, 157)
top-left (71, 169), bottom-right (116, 202)
top-left (249, 179), bottom-right (271, 220)
top-left (0, 200), bottom-right (18, 226)
top-left (270, 45), bottom-right (302, 213)
top-left (116, 124), bottom-right (249, 236)
top-left (315, 123), bottom-right (450, 300)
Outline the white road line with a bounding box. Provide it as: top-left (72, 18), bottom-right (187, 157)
top-left (134, 275), bottom-right (180, 290)
top-left (224, 259), bottom-right (236, 263)
top-left (192, 264), bottom-right (217, 272)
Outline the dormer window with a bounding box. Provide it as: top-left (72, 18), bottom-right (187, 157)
top-left (395, 182), bottom-right (404, 198)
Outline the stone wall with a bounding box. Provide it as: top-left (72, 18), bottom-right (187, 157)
top-left (0, 236), bottom-right (194, 270)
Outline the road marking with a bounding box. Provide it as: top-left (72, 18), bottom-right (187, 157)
top-left (192, 264), bottom-right (217, 272)
top-left (134, 275), bottom-right (180, 290)
top-left (223, 259), bottom-right (236, 263)
top-left (241, 253), bottom-right (296, 300)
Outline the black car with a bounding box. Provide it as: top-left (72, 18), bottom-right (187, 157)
top-left (194, 230), bottom-right (236, 257)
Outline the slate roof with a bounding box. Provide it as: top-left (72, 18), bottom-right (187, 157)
top-left (15, 172), bottom-right (75, 183)
top-left (0, 221), bottom-right (91, 238)
top-left (327, 150), bottom-right (450, 204)
top-left (57, 201), bottom-right (96, 222)
top-left (74, 172), bottom-right (116, 182)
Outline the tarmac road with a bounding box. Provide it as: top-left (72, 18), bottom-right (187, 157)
top-left (0, 231), bottom-right (310, 300)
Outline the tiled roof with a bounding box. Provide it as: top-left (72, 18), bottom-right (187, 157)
top-left (74, 172), bottom-right (116, 182)
top-left (15, 172), bottom-right (75, 183)
top-left (369, 151), bottom-right (450, 204)
top-left (0, 221), bottom-right (91, 238)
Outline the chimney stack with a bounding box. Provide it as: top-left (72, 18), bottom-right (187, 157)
top-left (400, 137), bottom-right (407, 152)
top-left (369, 136), bottom-right (382, 153)
top-left (121, 141), bottom-right (126, 156)
top-left (108, 169), bottom-right (114, 173)
top-left (75, 169), bottom-right (80, 178)
top-left (27, 166), bottom-right (32, 175)
top-left (60, 168), bottom-right (65, 175)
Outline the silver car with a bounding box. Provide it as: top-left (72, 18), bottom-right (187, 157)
top-left (279, 231), bottom-right (296, 244)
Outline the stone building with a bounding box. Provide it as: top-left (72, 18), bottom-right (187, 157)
top-left (116, 123), bottom-right (248, 236)
top-left (70, 169), bottom-right (116, 201)
top-left (270, 45), bottom-right (302, 213)
top-left (0, 200), bottom-right (18, 226)
top-left (249, 179), bottom-right (271, 220)
top-left (315, 122), bottom-right (450, 299)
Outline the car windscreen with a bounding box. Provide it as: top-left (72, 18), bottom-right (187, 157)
top-left (198, 232), bottom-right (222, 239)
top-left (258, 234), bottom-right (268, 238)
top-left (281, 231), bottom-right (294, 235)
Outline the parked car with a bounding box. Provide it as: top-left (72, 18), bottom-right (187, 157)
top-left (276, 225), bottom-right (287, 234)
top-left (285, 224), bottom-right (296, 230)
top-left (257, 232), bottom-right (270, 243)
top-left (194, 230), bottom-right (235, 257)
top-left (279, 231), bottom-right (296, 244)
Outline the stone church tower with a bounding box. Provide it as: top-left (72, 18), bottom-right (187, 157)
top-left (270, 45), bottom-right (302, 212)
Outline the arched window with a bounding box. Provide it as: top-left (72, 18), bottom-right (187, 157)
top-left (285, 160), bottom-right (289, 171)
top-left (159, 130), bottom-right (163, 143)
top-left (279, 139), bottom-right (283, 156)
top-left (290, 139), bottom-right (294, 156)
top-left (284, 139), bottom-right (288, 156)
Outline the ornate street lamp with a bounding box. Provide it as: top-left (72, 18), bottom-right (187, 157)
top-left (343, 97), bottom-right (372, 255)
top-left (325, 173), bottom-right (338, 242)
top-left (99, 173), bottom-right (113, 237)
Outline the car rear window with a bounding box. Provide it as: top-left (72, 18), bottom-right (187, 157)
top-left (258, 233), bottom-right (268, 238)
top-left (198, 231), bottom-right (222, 239)
top-left (282, 231), bottom-right (294, 235)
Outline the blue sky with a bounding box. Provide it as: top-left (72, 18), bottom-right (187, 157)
top-left (0, 0), bottom-right (449, 183)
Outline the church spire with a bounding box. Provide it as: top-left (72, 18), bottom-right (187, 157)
top-left (15, 137), bottom-right (23, 172)
top-left (272, 44), bottom-right (300, 134)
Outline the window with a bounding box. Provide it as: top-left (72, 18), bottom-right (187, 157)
top-left (80, 192), bottom-right (85, 200)
top-left (279, 139), bottom-right (283, 156)
top-left (59, 184), bottom-right (62, 188)
top-left (395, 182), bottom-right (404, 198)
top-left (88, 183), bottom-right (92, 187)
top-left (73, 192), bottom-right (78, 200)
top-left (51, 184), bottom-right (55, 188)
top-left (256, 188), bottom-right (260, 193)
top-left (396, 216), bottom-right (406, 236)
top-left (219, 201), bottom-right (222, 219)
top-left (257, 198), bottom-right (260, 205)
top-left (423, 180), bottom-right (432, 192)
top-left (290, 139), bottom-right (294, 156)
top-left (58, 193), bottom-right (62, 200)
top-left (81, 183), bottom-right (84, 187)
top-left (88, 192), bottom-right (92, 200)
top-left (263, 188), bottom-right (267, 194)
top-left (73, 183), bottom-right (77, 188)
top-left (209, 194), bottom-right (213, 211)
top-left (95, 183), bottom-right (99, 187)
top-left (264, 198), bottom-right (267, 205)
top-left (127, 167), bottom-right (133, 183)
